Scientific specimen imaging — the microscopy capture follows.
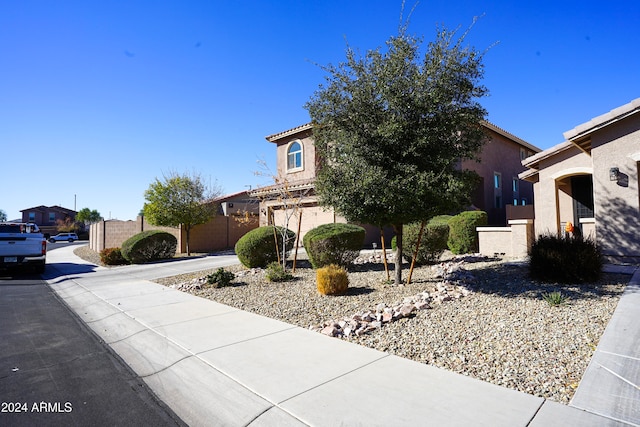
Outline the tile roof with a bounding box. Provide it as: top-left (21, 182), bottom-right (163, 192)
top-left (264, 121), bottom-right (541, 153)
top-left (20, 205), bottom-right (76, 214)
top-left (482, 121), bottom-right (541, 153)
top-left (563, 97), bottom-right (640, 142)
top-left (265, 123), bottom-right (313, 142)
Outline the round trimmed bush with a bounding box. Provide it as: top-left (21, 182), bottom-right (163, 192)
top-left (121, 230), bottom-right (177, 264)
top-left (391, 218), bottom-right (450, 265)
top-left (447, 211), bottom-right (488, 254)
top-left (235, 226), bottom-right (296, 268)
top-left (303, 223), bottom-right (365, 269)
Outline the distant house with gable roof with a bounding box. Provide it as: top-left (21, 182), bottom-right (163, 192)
top-left (20, 205), bottom-right (77, 227)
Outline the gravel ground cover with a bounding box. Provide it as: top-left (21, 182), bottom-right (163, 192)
top-left (74, 246), bottom-right (627, 404)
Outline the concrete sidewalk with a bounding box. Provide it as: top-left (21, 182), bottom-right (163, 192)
top-left (43, 245), bottom-right (639, 426)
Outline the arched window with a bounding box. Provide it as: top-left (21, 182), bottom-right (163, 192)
top-left (287, 141), bottom-right (303, 171)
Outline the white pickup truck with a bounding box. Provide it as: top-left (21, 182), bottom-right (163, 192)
top-left (0, 223), bottom-right (47, 273)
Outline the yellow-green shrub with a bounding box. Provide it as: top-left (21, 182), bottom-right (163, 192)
top-left (316, 264), bottom-right (349, 295)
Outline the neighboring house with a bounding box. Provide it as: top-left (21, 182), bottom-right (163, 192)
top-left (251, 122), bottom-right (540, 245)
top-left (214, 189), bottom-right (260, 217)
top-left (461, 122), bottom-right (540, 224)
top-left (520, 97), bottom-right (640, 263)
top-left (20, 205), bottom-right (76, 227)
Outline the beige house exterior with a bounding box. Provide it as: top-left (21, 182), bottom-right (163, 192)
top-left (520, 97), bottom-right (640, 263)
top-left (252, 122), bottom-right (540, 246)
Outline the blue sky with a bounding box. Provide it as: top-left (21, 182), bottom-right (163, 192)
top-left (1, 1), bottom-right (639, 221)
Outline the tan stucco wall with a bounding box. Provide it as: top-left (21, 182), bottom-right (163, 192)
top-left (272, 204), bottom-right (338, 246)
top-left (590, 115), bottom-right (640, 258)
top-left (477, 219), bottom-right (534, 258)
top-left (274, 129), bottom-right (317, 182)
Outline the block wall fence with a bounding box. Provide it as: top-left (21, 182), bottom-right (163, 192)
top-left (89, 215), bottom-right (258, 254)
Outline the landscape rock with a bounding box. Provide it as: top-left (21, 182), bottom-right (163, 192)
top-left (310, 258), bottom-right (476, 339)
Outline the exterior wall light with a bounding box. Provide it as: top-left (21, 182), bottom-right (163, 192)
top-left (609, 167), bottom-right (619, 181)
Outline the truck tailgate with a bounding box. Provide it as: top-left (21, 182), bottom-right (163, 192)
top-left (0, 235), bottom-right (45, 256)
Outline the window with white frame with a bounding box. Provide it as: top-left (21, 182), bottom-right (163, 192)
top-left (287, 141), bottom-right (303, 171)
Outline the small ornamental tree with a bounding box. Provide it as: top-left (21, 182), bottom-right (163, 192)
top-left (305, 17), bottom-right (488, 284)
top-left (56, 217), bottom-right (79, 233)
top-left (143, 171), bottom-right (222, 256)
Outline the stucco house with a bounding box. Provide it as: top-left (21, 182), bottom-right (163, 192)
top-left (520, 97), bottom-right (640, 263)
top-left (251, 122), bottom-right (540, 245)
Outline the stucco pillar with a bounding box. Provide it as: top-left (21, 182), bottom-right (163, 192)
top-left (509, 219), bottom-right (534, 258)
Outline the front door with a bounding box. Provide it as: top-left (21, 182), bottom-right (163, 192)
top-left (571, 175), bottom-right (594, 235)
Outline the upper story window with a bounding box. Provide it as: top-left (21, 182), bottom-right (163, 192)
top-left (49, 212), bottom-right (56, 222)
top-left (287, 141), bottom-right (303, 171)
top-left (28, 212), bottom-right (35, 221)
top-left (494, 172), bottom-right (502, 209)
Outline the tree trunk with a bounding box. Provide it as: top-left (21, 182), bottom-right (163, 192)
top-left (292, 211), bottom-right (302, 272)
top-left (407, 221), bottom-right (426, 285)
top-left (185, 226), bottom-right (191, 256)
top-left (394, 223), bottom-right (403, 285)
top-left (380, 228), bottom-right (390, 281)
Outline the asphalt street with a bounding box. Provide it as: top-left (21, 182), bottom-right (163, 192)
top-left (0, 263), bottom-right (185, 426)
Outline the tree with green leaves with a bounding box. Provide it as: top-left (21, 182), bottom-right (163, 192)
top-left (305, 21), bottom-right (488, 284)
top-left (143, 171), bottom-right (222, 256)
top-left (76, 208), bottom-right (102, 227)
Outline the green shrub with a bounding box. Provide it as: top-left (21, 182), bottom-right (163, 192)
top-left (235, 226), bottom-right (296, 268)
top-left (316, 264), bottom-right (349, 295)
top-left (529, 234), bottom-right (602, 283)
top-left (447, 211), bottom-right (488, 254)
top-left (265, 262), bottom-right (293, 282)
top-left (430, 215), bottom-right (453, 226)
top-left (121, 230), bottom-right (177, 264)
top-left (542, 291), bottom-right (568, 306)
top-left (99, 247), bottom-right (128, 265)
top-left (303, 223), bottom-right (365, 269)
top-left (391, 219), bottom-right (450, 265)
top-left (206, 268), bottom-right (235, 288)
